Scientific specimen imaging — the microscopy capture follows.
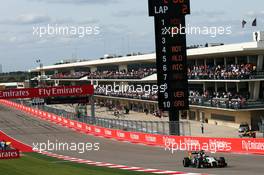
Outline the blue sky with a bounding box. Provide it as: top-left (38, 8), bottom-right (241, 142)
top-left (0, 0), bottom-right (263, 72)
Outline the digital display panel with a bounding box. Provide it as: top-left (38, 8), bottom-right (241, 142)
top-left (149, 0), bottom-right (190, 111)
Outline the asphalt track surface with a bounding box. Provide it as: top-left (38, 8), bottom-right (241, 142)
top-left (0, 105), bottom-right (264, 175)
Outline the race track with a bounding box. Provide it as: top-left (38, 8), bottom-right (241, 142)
top-left (0, 105), bottom-right (263, 175)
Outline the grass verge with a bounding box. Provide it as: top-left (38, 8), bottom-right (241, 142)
top-left (0, 153), bottom-right (152, 175)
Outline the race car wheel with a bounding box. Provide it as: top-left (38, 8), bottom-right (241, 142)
top-left (195, 159), bottom-right (201, 168)
top-left (212, 162), bottom-right (217, 168)
top-left (218, 157), bottom-right (227, 167)
top-left (183, 157), bottom-right (190, 167)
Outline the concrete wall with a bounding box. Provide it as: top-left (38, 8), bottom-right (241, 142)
top-left (90, 67), bottom-right (97, 72)
top-left (119, 65), bottom-right (128, 71)
top-left (189, 107), bottom-right (252, 128)
top-left (70, 69), bottom-right (75, 74)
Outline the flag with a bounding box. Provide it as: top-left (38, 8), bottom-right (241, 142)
top-left (242, 20), bottom-right (247, 28)
top-left (252, 18), bottom-right (257, 26)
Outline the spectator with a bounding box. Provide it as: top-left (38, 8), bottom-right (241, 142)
top-left (0, 140), bottom-right (6, 151)
top-left (189, 90), bottom-right (247, 109)
top-left (201, 123), bottom-right (204, 134)
top-left (124, 106), bottom-right (130, 114)
top-left (144, 109), bottom-right (149, 115)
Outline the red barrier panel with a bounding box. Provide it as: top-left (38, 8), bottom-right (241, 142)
top-left (47, 113), bottom-right (52, 121)
top-left (62, 118), bottom-right (69, 127)
top-left (103, 128), bottom-right (115, 138)
top-left (84, 124), bottom-right (94, 134)
top-left (1, 99), bottom-right (264, 155)
top-left (51, 114), bottom-right (57, 122)
top-left (56, 116), bottom-right (63, 124)
top-left (93, 126), bottom-right (103, 136)
top-left (115, 130), bottom-right (128, 141)
top-left (75, 121), bottom-right (83, 131)
top-left (69, 120), bottom-right (76, 128)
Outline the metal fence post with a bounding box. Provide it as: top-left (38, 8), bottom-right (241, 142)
top-left (150, 121), bottom-right (153, 134)
top-left (163, 122), bottom-right (166, 135)
top-left (156, 122), bottom-right (159, 134)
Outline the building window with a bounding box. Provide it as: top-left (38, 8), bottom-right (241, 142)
top-left (226, 57), bottom-right (235, 65)
top-left (263, 57), bottom-right (264, 70)
top-left (248, 55), bottom-right (257, 65)
top-left (189, 111), bottom-right (196, 120)
top-left (237, 56), bottom-right (247, 64)
top-left (211, 114), bottom-right (235, 122)
top-left (75, 67), bottom-right (90, 72)
top-left (215, 58), bottom-right (224, 65)
top-left (46, 71), bottom-right (55, 75)
top-left (189, 84), bottom-right (203, 93)
top-left (97, 65), bottom-right (118, 72)
top-left (206, 58), bottom-right (214, 67)
top-left (197, 59), bottom-right (204, 66)
top-left (226, 82), bottom-right (237, 93)
top-left (260, 82), bottom-right (264, 99)
top-left (187, 60), bottom-right (195, 67)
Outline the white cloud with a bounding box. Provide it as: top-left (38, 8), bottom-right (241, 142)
top-left (112, 10), bottom-right (146, 17)
top-left (16, 14), bottom-right (51, 24)
top-left (0, 14), bottom-right (51, 25)
top-left (9, 36), bottom-right (17, 43)
top-left (191, 10), bottom-right (226, 18)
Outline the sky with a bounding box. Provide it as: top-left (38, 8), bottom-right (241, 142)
top-left (0, 0), bottom-right (264, 72)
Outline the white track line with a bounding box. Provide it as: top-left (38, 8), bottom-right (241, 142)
top-left (40, 151), bottom-right (207, 175)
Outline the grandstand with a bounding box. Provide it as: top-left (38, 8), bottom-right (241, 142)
top-left (30, 32), bottom-right (264, 130)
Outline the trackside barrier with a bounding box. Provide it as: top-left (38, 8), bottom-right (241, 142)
top-left (1, 100), bottom-right (264, 155)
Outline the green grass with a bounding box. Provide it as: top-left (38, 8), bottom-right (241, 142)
top-left (0, 153), bottom-right (151, 175)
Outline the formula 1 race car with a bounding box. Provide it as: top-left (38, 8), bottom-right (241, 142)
top-left (183, 151), bottom-right (227, 168)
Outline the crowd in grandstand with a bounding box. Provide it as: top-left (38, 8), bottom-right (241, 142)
top-left (86, 68), bottom-right (156, 79)
top-left (188, 64), bottom-right (257, 79)
top-left (95, 86), bottom-right (158, 101)
top-left (189, 90), bottom-right (247, 109)
top-left (50, 64), bottom-right (259, 80)
top-left (51, 72), bottom-right (88, 79)
top-left (51, 68), bottom-right (157, 79)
